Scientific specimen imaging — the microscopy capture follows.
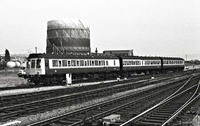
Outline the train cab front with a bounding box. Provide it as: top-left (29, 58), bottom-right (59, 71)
top-left (26, 54), bottom-right (46, 84)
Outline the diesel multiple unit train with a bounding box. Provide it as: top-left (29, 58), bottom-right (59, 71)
top-left (25, 53), bottom-right (184, 85)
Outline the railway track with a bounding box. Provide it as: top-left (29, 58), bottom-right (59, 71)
top-left (0, 74), bottom-right (187, 122)
top-left (0, 76), bottom-right (156, 107)
top-left (120, 77), bottom-right (200, 126)
top-left (0, 71), bottom-right (192, 108)
top-left (26, 75), bottom-right (199, 126)
top-left (0, 72), bottom-right (188, 109)
top-left (0, 74), bottom-right (193, 123)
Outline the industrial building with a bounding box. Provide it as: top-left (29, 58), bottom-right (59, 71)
top-left (103, 49), bottom-right (134, 56)
top-left (46, 19), bottom-right (90, 55)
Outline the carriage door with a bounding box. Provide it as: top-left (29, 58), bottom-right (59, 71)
top-left (45, 59), bottom-right (49, 74)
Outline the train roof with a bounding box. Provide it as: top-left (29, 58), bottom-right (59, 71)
top-left (120, 56), bottom-right (161, 60)
top-left (161, 57), bottom-right (184, 60)
top-left (121, 56), bottom-right (184, 60)
top-left (28, 53), bottom-right (119, 59)
top-left (28, 53), bottom-right (184, 61)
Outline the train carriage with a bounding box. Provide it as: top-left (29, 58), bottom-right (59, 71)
top-left (161, 57), bottom-right (185, 72)
top-left (120, 56), bottom-right (162, 75)
top-left (26, 53), bottom-right (120, 84)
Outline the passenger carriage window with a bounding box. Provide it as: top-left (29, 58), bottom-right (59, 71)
top-left (71, 60), bottom-right (76, 66)
top-left (128, 61), bottom-right (131, 65)
top-left (136, 61), bottom-right (140, 65)
top-left (102, 60), bottom-right (105, 66)
top-left (59, 60), bottom-right (62, 67)
top-left (36, 59), bottom-right (41, 68)
top-left (145, 61), bottom-right (150, 65)
top-left (106, 61), bottom-right (108, 66)
top-left (80, 60), bottom-right (84, 66)
top-left (52, 60), bottom-right (58, 67)
top-left (124, 61), bottom-right (127, 65)
top-left (77, 60), bottom-right (80, 66)
top-left (68, 60), bottom-right (71, 66)
top-left (95, 60), bottom-right (98, 66)
top-left (99, 61), bottom-right (101, 66)
top-left (31, 60), bottom-right (35, 68)
top-left (85, 60), bottom-right (87, 66)
top-left (114, 60), bottom-right (116, 66)
top-left (89, 60), bottom-right (92, 66)
top-left (91, 60), bottom-right (95, 66)
top-left (87, 60), bottom-right (90, 66)
top-left (62, 60), bottom-right (67, 67)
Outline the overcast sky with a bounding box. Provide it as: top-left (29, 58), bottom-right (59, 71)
top-left (0, 0), bottom-right (200, 59)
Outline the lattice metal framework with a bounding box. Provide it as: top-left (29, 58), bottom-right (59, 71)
top-left (46, 19), bottom-right (90, 54)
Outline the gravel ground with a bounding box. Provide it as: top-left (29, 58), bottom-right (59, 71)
top-left (1, 80), bottom-right (168, 126)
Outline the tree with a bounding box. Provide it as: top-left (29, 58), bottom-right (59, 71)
top-left (4, 49), bottom-right (10, 62)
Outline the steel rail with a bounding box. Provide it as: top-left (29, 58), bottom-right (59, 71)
top-left (28, 79), bottom-right (182, 126)
top-left (1, 74), bottom-right (187, 121)
top-left (120, 76), bottom-right (198, 126)
top-left (27, 76), bottom-right (192, 126)
top-left (161, 81), bottom-right (200, 126)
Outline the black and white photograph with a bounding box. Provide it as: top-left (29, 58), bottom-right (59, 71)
top-left (0, 0), bottom-right (200, 126)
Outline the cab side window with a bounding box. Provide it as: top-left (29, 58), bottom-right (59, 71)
top-left (31, 60), bottom-right (35, 68)
top-left (36, 59), bottom-right (41, 68)
top-left (52, 60), bottom-right (58, 67)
